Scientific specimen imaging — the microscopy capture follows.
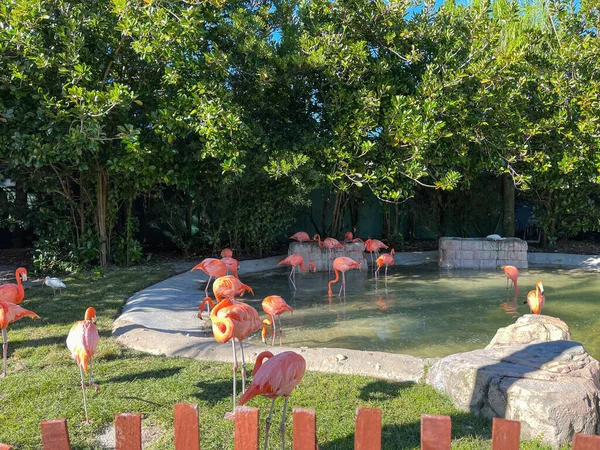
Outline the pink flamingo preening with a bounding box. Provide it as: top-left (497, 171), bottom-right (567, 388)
top-left (277, 254), bottom-right (316, 289)
top-left (191, 258), bottom-right (227, 296)
top-left (239, 351), bottom-right (306, 450)
top-left (328, 257), bottom-right (362, 296)
top-left (262, 295), bottom-right (293, 346)
top-left (0, 267), bottom-right (28, 305)
top-left (0, 299), bottom-right (38, 378)
top-left (501, 265), bottom-right (519, 295)
top-left (526, 280), bottom-right (545, 315)
top-left (375, 249), bottom-right (395, 278)
top-left (66, 307), bottom-right (99, 423)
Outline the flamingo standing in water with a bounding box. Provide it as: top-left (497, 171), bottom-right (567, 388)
top-left (364, 239), bottom-right (388, 268)
top-left (289, 232), bottom-right (313, 242)
top-left (0, 300), bottom-right (38, 378)
top-left (277, 254), bottom-right (316, 290)
top-left (328, 257), bottom-right (362, 296)
top-left (192, 258), bottom-right (227, 296)
top-left (66, 307), bottom-right (99, 423)
top-left (313, 234), bottom-right (344, 272)
top-left (198, 275), bottom-right (253, 317)
top-left (501, 265), bottom-right (519, 295)
top-left (199, 297), bottom-right (263, 418)
top-left (262, 296), bottom-right (293, 346)
top-left (221, 248), bottom-right (233, 258)
top-left (239, 351), bottom-right (306, 450)
top-left (526, 280), bottom-right (545, 314)
top-left (0, 267), bottom-right (28, 304)
top-left (375, 249), bottom-right (395, 278)
top-left (221, 256), bottom-right (240, 278)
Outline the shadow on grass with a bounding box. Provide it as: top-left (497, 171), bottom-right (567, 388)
top-left (104, 367), bottom-right (184, 383)
top-left (193, 379), bottom-right (237, 405)
top-left (319, 411), bottom-right (491, 450)
top-left (358, 380), bottom-right (415, 401)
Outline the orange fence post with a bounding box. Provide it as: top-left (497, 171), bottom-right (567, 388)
top-left (0, 444), bottom-right (13, 450)
top-left (115, 413), bottom-right (142, 450)
top-left (572, 433), bottom-right (600, 450)
top-left (41, 418), bottom-right (71, 450)
top-left (420, 415), bottom-right (451, 450)
top-left (491, 418), bottom-right (520, 450)
top-left (234, 406), bottom-right (259, 450)
top-left (174, 403), bottom-right (200, 450)
top-left (354, 408), bottom-right (382, 450)
top-left (293, 408), bottom-right (317, 450)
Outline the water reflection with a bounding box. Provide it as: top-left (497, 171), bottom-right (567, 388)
top-left (500, 292), bottom-right (519, 318)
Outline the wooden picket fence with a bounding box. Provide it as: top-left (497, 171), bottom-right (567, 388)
top-left (1, 403), bottom-right (599, 450)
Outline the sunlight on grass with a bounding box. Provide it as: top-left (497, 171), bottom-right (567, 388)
top-left (0, 267), bottom-right (554, 449)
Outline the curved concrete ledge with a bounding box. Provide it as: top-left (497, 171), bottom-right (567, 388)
top-left (528, 252), bottom-right (600, 269)
top-left (114, 252), bottom-right (439, 382)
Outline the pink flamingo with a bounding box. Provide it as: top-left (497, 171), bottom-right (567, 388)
top-left (239, 351), bottom-right (306, 450)
top-left (277, 254), bottom-right (316, 290)
top-left (191, 258), bottom-right (227, 296)
top-left (526, 280), bottom-right (545, 314)
top-left (66, 307), bottom-right (99, 423)
top-left (0, 299), bottom-right (38, 378)
top-left (501, 265), bottom-right (519, 295)
top-left (328, 257), bottom-right (362, 296)
top-left (199, 297), bottom-right (263, 418)
top-left (289, 232), bottom-right (313, 242)
top-left (220, 248), bottom-right (233, 258)
top-left (262, 296), bottom-right (293, 346)
top-left (0, 267), bottom-right (28, 305)
top-left (221, 256), bottom-right (240, 278)
top-left (343, 232), bottom-right (364, 244)
top-left (198, 275), bottom-right (253, 317)
top-left (364, 239), bottom-right (388, 268)
top-left (375, 249), bottom-right (395, 278)
top-left (313, 234), bottom-right (344, 272)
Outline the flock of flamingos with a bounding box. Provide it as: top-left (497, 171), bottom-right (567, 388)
top-left (0, 232), bottom-right (546, 450)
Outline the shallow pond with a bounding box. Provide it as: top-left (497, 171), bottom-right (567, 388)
top-left (241, 264), bottom-right (600, 359)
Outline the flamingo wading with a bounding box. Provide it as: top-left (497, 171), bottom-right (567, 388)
top-left (262, 295), bottom-right (293, 346)
top-left (0, 300), bottom-right (38, 378)
top-left (526, 280), bottom-right (545, 314)
top-left (0, 267), bottom-right (28, 305)
top-left (501, 265), bottom-right (519, 295)
top-left (192, 258), bottom-right (227, 297)
top-left (66, 307), bottom-right (100, 423)
top-left (277, 254), bottom-right (315, 290)
top-left (364, 239), bottom-right (388, 268)
top-left (375, 249), bottom-right (395, 278)
top-left (239, 351), bottom-right (306, 450)
top-left (328, 257), bottom-right (362, 296)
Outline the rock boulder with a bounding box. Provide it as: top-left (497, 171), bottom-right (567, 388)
top-left (427, 315), bottom-right (600, 447)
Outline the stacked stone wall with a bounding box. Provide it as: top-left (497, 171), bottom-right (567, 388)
top-left (289, 241), bottom-right (367, 272)
top-left (439, 237), bottom-right (528, 269)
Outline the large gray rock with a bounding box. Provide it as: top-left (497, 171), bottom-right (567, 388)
top-left (427, 316), bottom-right (600, 447)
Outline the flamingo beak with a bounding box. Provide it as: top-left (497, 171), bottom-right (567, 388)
top-left (22, 274), bottom-right (28, 282)
top-left (538, 281), bottom-right (544, 294)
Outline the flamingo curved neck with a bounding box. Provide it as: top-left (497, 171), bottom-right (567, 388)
top-left (211, 299), bottom-right (234, 341)
top-left (327, 268), bottom-right (340, 295)
top-left (252, 351), bottom-right (274, 375)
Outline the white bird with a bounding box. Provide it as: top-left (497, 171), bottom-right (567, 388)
top-left (486, 234), bottom-right (505, 241)
top-left (43, 277), bottom-right (66, 295)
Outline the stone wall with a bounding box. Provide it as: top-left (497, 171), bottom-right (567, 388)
top-left (439, 237), bottom-right (528, 269)
top-left (289, 241), bottom-right (367, 272)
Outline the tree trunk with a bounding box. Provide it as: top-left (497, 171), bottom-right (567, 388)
top-left (12, 180), bottom-right (26, 248)
top-left (97, 170), bottom-right (109, 268)
top-left (503, 173), bottom-right (515, 237)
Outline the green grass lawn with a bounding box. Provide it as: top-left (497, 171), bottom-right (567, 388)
top-left (0, 267), bottom-right (554, 449)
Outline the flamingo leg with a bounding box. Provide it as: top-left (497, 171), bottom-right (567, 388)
top-left (1, 328), bottom-right (7, 378)
top-left (205, 275), bottom-right (213, 297)
top-left (289, 267), bottom-right (297, 290)
top-left (263, 398), bottom-right (276, 450)
top-left (228, 340), bottom-right (238, 418)
top-left (280, 397), bottom-right (290, 450)
top-left (88, 360), bottom-right (99, 392)
top-left (239, 340), bottom-right (247, 394)
top-left (271, 315), bottom-right (276, 347)
top-left (278, 315), bottom-right (283, 346)
top-left (506, 277), bottom-right (509, 289)
top-left (79, 364), bottom-right (90, 423)
top-left (339, 271), bottom-right (346, 296)
top-left (385, 265), bottom-right (388, 278)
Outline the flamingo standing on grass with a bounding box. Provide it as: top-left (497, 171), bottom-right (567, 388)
top-left (199, 297), bottom-right (264, 418)
top-left (0, 300), bottom-right (38, 378)
top-left (239, 351), bottom-right (306, 450)
top-left (375, 249), bottom-right (395, 278)
top-left (191, 258), bottom-right (227, 296)
top-left (364, 239), bottom-right (388, 268)
top-left (328, 257), bottom-right (362, 296)
top-left (221, 256), bottom-right (240, 278)
top-left (501, 265), bottom-right (519, 295)
top-left (0, 267), bottom-right (28, 304)
top-left (313, 234), bottom-right (344, 272)
top-left (289, 232), bottom-right (313, 242)
top-left (526, 281), bottom-right (545, 314)
top-left (66, 307), bottom-right (99, 423)
top-left (277, 254), bottom-right (316, 290)
top-left (262, 296), bottom-right (293, 346)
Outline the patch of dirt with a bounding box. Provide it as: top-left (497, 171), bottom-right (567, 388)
top-left (95, 420), bottom-right (163, 449)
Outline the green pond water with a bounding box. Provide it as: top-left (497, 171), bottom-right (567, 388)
top-left (242, 265), bottom-right (600, 359)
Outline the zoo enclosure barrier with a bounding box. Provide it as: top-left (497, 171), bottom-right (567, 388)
top-left (1, 403), bottom-right (599, 450)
